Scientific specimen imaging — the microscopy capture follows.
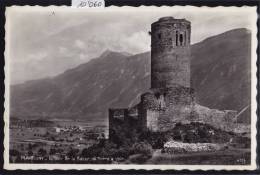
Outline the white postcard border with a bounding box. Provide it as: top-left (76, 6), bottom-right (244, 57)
top-left (4, 5), bottom-right (258, 170)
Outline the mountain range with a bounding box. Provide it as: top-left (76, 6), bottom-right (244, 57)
top-left (10, 28), bottom-right (251, 124)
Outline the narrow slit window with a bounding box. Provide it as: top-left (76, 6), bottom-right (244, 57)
top-left (176, 31), bottom-right (178, 46)
top-left (158, 33), bottom-right (161, 39)
top-left (184, 31), bottom-right (186, 46)
top-left (180, 34), bottom-right (183, 46)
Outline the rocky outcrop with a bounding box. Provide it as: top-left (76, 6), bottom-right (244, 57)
top-left (163, 141), bottom-right (222, 154)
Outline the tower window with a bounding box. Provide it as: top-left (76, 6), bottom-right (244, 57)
top-left (180, 34), bottom-right (183, 46)
top-left (158, 33), bottom-right (161, 39)
top-left (184, 31), bottom-right (187, 45)
top-left (176, 31), bottom-right (178, 46)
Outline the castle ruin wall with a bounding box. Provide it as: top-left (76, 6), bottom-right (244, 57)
top-left (139, 87), bottom-right (195, 132)
top-left (108, 16), bottom-right (239, 139)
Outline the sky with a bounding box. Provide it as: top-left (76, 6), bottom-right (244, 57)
top-left (6, 6), bottom-right (256, 84)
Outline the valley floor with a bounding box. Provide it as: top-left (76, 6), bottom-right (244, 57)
top-left (9, 119), bottom-right (251, 165)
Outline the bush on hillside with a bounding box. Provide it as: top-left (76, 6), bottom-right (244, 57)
top-left (130, 142), bottom-right (153, 157)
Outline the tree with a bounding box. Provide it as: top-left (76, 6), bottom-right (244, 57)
top-left (67, 148), bottom-right (79, 160)
top-left (116, 145), bottom-right (131, 158)
top-left (81, 148), bottom-right (91, 158)
top-left (57, 148), bottom-right (64, 153)
top-left (100, 142), bottom-right (117, 158)
top-left (10, 149), bottom-right (21, 163)
top-left (49, 148), bottom-right (56, 155)
top-left (139, 131), bottom-right (169, 149)
top-left (81, 145), bottom-right (101, 158)
top-left (10, 149), bottom-right (20, 157)
top-left (131, 142), bottom-right (153, 157)
top-left (28, 150), bottom-right (33, 156)
top-left (38, 148), bottom-right (47, 157)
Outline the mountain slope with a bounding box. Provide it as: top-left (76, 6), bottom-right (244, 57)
top-left (10, 28), bottom-right (251, 123)
top-left (191, 28), bottom-right (251, 123)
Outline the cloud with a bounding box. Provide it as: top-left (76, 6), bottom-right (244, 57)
top-left (58, 46), bottom-right (67, 54)
top-left (27, 52), bottom-right (48, 61)
top-left (79, 53), bottom-right (89, 60)
top-left (74, 39), bottom-right (86, 49)
top-left (7, 6), bottom-right (256, 84)
top-left (120, 31), bottom-right (150, 53)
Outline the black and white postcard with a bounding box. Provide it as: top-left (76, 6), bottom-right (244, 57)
top-left (4, 6), bottom-right (257, 170)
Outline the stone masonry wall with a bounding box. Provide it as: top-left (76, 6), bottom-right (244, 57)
top-left (139, 86), bottom-right (195, 132)
top-left (151, 17), bottom-right (191, 89)
top-left (138, 88), bottom-right (238, 133)
top-left (108, 107), bottom-right (139, 139)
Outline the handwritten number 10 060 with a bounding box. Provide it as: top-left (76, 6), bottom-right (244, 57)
top-left (77, 0), bottom-right (103, 7)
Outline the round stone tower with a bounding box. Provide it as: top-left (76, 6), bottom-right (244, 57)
top-left (151, 17), bottom-right (191, 89)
